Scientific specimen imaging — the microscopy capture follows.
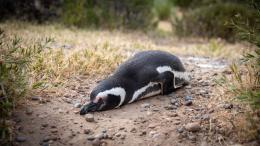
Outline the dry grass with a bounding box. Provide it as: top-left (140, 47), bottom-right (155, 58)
top-left (0, 21), bottom-right (245, 60)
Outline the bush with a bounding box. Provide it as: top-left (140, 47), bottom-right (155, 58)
top-left (153, 0), bottom-right (173, 21)
top-left (0, 30), bottom-right (47, 145)
top-left (61, 0), bottom-right (154, 29)
top-left (173, 2), bottom-right (258, 41)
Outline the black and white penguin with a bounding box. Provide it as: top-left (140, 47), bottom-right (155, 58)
top-left (80, 50), bottom-right (190, 115)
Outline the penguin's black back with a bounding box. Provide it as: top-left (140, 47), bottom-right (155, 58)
top-left (114, 50), bottom-right (185, 79)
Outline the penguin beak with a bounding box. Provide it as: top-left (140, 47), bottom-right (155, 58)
top-left (80, 100), bottom-right (103, 115)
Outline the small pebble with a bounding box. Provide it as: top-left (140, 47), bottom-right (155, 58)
top-left (185, 122), bottom-right (201, 132)
top-left (15, 136), bottom-right (27, 142)
top-left (92, 138), bottom-right (101, 146)
top-left (184, 100), bottom-right (192, 106)
top-left (141, 103), bottom-right (150, 108)
top-left (87, 135), bottom-right (95, 141)
top-left (84, 129), bottom-right (92, 134)
top-left (223, 103), bottom-right (233, 109)
top-left (74, 103), bottom-right (82, 108)
top-left (31, 96), bottom-right (41, 101)
top-left (130, 128), bottom-right (137, 133)
top-left (85, 114), bottom-right (95, 122)
top-left (25, 108), bottom-right (33, 115)
top-left (184, 95), bottom-right (192, 101)
top-left (170, 99), bottom-right (178, 105)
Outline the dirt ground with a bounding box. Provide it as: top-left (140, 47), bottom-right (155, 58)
top-left (12, 54), bottom-right (258, 146)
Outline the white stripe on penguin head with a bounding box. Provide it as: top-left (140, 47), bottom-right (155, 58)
top-left (96, 87), bottom-right (126, 108)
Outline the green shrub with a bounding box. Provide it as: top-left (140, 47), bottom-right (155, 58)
top-left (0, 30), bottom-right (50, 145)
top-left (173, 2), bottom-right (258, 41)
top-left (61, 0), bottom-right (154, 29)
top-left (153, 0), bottom-right (173, 21)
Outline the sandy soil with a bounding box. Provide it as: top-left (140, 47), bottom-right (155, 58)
top-left (12, 55), bottom-right (258, 146)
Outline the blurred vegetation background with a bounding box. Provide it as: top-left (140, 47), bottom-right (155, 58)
top-left (0, 0), bottom-right (259, 40)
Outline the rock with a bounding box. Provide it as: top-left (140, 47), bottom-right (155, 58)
top-left (141, 103), bottom-right (150, 108)
top-left (84, 129), bottom-right (92, 134)
top-left (85, 114), bottom-right (94, 122)
top-left (118, 127), bottom-right (125, 131)
top-left (208, 109), bottom-right (214, 113)
top-left (164, 105), bottom-right (177, 110)
top-left (92, 138), bottom-right (101, 146)
top-left (42, 123), bottom-right (48, 128)
top-left (223, 103), bottom-right (233, 109)
top-left (120, 134), bottom-right (126, 139)
top-left (25, 108), bottom-right (33, 115)
top-left (130, 127), bottom-right (137, 133)
top-left (149, 131), bottom-right (157, 137)
top-left (184, 101), bottom-right (192, 106)
top-left (15, 136), bottom-right (27, 142)
top-left (95, 133), bottom-right (105, 139)
top-left (139, 131), bottom-right (146, 136)
top-left (115, 133), bottom-right (121, 137)
top-left (43, 136), bottom-right (51, 142)
top-left (51, 129), bottom-right (58, 133)
top-left (184, 95), bottom-right (192, 101)
top-left (148, 123), bottom-right (157, 129)
top-left (74, 103), bottom-right (82, 108)
top-left (201, 114), bottom-right (210, 121)
top-left (167, 113), bottom-right (178, 117)
top-left (185, 122), bottom-right (201, 132)
top-left (176, 127), bottom-right (184, 133)
top-left (31, 96), bottom-right (41, 100)
top-left (188, 134), bottom-right (196, 141)
top-left (170, 99), bottom-right (178, 105)
top-left (41, 142), bottom-right (49, 146)
top-left (87, 135), bottom-right (95, 141)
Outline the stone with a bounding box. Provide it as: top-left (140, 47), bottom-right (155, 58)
top-left (31, 96), bottom-right (41, 101)
top-left (95, 133), bottom-right (105, 139)
top-left (148, 123), bottom-right (157, 129)
top-left (185, 122), bottom-right (201, 132)
top-left (74, 103), bottom-right (82, 108)
top-left (15, 136), bottom-right (27, 142)
top-left (25, 108), bottom-right (33, 115)
top-left (184, 101), bottom-right (192, 106)
top-left (141, 103), bottom-right (151, 108)
top-left (223, 103), bottom-right (233, 109)
top-left (139, 131), bottom-right (146, 136)
top-left (92, 138), bottom-right (101, 146)
top-left (170, 99), bottom-right (178, 105)
top-left (164, 105), bottom-right (177, 110)
top-left (184, 95), bottom-right (192, 101)
top-left (176, 127), bottom-right (184, 133)
top-left (115, 133), bottom-right (121, 137)
top-left (87, 135), bottom-right (95, 141)
top-left (130, 127), bottom-right (137, 133)
top-left (84, 129), bottom-right (92, 134)
top-left (85, 114), bottom-right (94, 122)
top-left (167, 113), bottom-right (178, 117)
top-left (201, 114), bottom-right (210, 121)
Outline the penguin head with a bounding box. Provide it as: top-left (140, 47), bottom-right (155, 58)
top-left (80, 78), bottom-right (126, 115)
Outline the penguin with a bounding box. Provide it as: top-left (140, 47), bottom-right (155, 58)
top-left (80, 50), bottom-right (190, 115)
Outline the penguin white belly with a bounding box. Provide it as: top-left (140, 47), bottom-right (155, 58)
top-left (128, 82), bottom-right (161, 103)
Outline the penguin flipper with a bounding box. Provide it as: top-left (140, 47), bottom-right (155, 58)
top-left (151, 72), bottom-right (175, 95)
